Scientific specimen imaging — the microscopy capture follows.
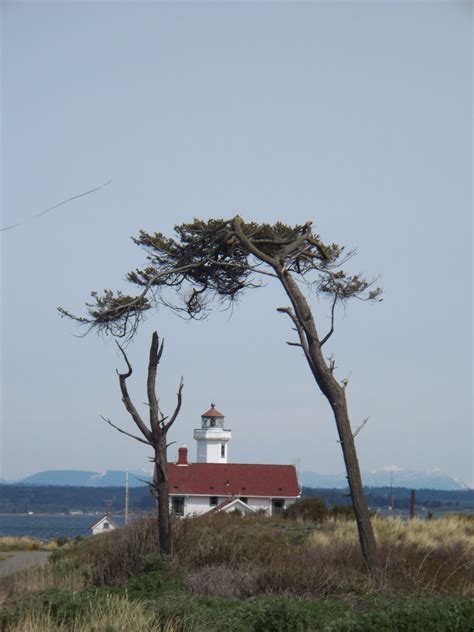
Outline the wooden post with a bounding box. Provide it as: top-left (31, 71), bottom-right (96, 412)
top-left (410, 489), bottom-right (416, 520)
top-left (125, 471), bottom-right (129, 526)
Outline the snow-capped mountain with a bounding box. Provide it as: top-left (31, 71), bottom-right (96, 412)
top-left (2, 469), bottom-right (152, 487)
top-left (2, 466), bottom-right (470, 491)
top-left (300, 467), bottom-right (470, 490)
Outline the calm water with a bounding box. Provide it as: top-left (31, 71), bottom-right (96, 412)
top-left (0, 514), bottom-right (127, 539)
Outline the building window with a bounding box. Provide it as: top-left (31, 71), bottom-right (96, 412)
top-left (172, 496), bottom-right (185, 516)
top-left (209, 496), bottom-right (218, 507)
top-left (210, 419), bottom-right (216, 427)
top-left (103, 522), bottom-right (109, 530)
top-left (272, 499), bottom-right (284, 515)
top-left (221, 444), bottom-right (225, 458)
top-left (240, 497), bottom-right (248, 504)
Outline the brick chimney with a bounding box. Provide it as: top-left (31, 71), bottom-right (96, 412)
top-left (177, 446), bottom-right (188, 466)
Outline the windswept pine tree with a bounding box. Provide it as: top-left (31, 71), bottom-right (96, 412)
top-left (60, 217), bottom-right (382, 571)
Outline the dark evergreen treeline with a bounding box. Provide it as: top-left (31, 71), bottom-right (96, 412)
top-left (302, 487), bottom-right (474, 512)
top-left (0, 485), bottom-right (154, 513)
top-left (0, 484), bottom-right (472, 514)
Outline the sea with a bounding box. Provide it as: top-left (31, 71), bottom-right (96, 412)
top-left (0, 514), bottom-right (129, 539)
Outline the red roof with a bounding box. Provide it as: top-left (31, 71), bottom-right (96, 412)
top-left (168, 463), bottom-right (299, 497)
top-left (201, 403), bottom-right (224, 417)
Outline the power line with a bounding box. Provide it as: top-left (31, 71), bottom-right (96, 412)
top-left (1, 178), bottom-right (111, 232)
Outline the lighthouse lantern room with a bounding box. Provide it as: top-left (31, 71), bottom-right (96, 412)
top-left (193, 403), bottom-right (231, 463)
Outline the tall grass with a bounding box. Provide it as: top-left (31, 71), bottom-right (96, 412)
top-left (56, 513), bottom-right (473, 598)
top-left (47, 513), bottom-right (444, 600)
top-left (0, 513), bottom-right (473, 631)
top-left (0, 537), bottom-right (58, 552)
top-left (0, 557), bottom-right (88, 608)
top-left (5, 594), bottom-right (178, 632)
top-left (175, 514), bottom-right (473, 598)
top-left (310, 515), bottom-right (474, 551)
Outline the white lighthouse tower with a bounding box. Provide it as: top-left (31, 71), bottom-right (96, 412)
top-left (193, 403), bottom-right (231, 463)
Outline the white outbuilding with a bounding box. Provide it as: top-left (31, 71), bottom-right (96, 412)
top-left (90, 515), bottom-right (118, 536)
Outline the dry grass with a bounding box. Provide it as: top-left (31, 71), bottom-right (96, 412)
top-left (74, 515), bottom-right (159, 585)
top-left (5, 594), bottom-right (178, 632)
top-left (4, 513), bottom-right (471, 609)
top-left (175, 513), bottom-right (474, 599)
top-left (0, 537), bottom-right (58, 552)
top-left (310, 515), bottom-right (474, 551)
top-left (0, 562), bottom-right (88, 608)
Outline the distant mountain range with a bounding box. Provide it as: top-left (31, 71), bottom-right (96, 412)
top-left (0, 470), bottom-right (151, 488)
top-left (1, 467), bottom-right (469, 490)
top-left (300, 467), bottom-right (470, 491)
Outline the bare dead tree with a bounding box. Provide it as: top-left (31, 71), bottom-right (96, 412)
top-left (60, 217), bottom-right (381, 572)
top-left (102, 330), bottom-right (183, 556)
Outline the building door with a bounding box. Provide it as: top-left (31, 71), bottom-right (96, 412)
top-left (171, 496), bottom-right (185, 516)
top-left (272, 499), bottom-right (284, 515)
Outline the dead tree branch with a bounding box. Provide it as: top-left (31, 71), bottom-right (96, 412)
top-left (100, 415), bottom-right (150, 445)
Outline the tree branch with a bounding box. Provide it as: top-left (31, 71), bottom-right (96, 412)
top-left (165, 377), bottom-right (184, 431)
top-left (277, 307), bottom-right (316, 373)
top-left (115, 341), bottom-right (153, 442)
top-left (320, 289), bottom-right (339, 347)
top-left (100, 415), bottom-right (150, 445)
top-left (353, 417), bottom-right (369, 438)
top-left (232, 216), bottom-right (278, 267)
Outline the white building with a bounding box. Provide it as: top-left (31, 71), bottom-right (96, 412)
top-left (168, 404), bottom-right (300, 517)
top-left (90, 514), bottom-right (118, 535)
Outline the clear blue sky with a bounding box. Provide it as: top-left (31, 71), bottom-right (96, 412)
top-left (2, 1), bottom-right (472, 485)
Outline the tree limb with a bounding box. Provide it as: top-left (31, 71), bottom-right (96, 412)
top-left (320, 289), bottom-right (339, 347)
top-left (115, 341), bottom-right (153, 442)
top-left (232, 216), bottom-right (278, 267)
top-left (165, 377), bottom-right (184, 431)
top-left (100, 415), bottom-right (150, 445)
top-left (353, 417), bottom-right (369, 438)
top-left (277, 307), bottom-right (316, 373)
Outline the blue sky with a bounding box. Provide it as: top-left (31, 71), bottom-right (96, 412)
top-left (2, 1), bottom-right (472, 485)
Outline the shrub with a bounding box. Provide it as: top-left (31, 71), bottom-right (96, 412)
top-left (185, 564), bottom-right (259, 598)
top-left (68, 515), bottom-right (160, 586)
top-left (284, 498), bottom-right (328, 522)
top-left (172, 514), bottom-right (291, 569)
top-left (331, 505), bottom-right (354, 520)
top-left (330, 597), bottom-right (474, 631)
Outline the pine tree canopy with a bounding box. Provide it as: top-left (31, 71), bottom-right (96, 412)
top-left (58, 216), bottom-right (381, 338)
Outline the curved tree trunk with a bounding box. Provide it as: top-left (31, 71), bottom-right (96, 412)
top-left (281, 272), bottom-right (378, 572)
top-left (329, 393), bottom-right (377, 571)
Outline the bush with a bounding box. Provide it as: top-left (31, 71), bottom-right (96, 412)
top-left (331, 505), bottom-right (354, 520)
top-left (68, 515), bottom-right (160, 586)
top-left (330, 597), bottom-right (474, 631)
top-left (284, 498), bottom-right (328, 522)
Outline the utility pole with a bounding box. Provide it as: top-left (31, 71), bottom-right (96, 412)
top-left (410, 489), bottom-right (416, 520)
top-left (105, 499), bottom-right (112, 518)
top-left (390, 471), bottom-right (394, 513)
top-left (125, 470), bottom-right (129, 526)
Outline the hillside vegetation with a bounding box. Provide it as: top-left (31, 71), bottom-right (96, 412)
top-left (0, 507), bottom-right (473, 631)
top-left (1, 485), bottom-right (473, 515)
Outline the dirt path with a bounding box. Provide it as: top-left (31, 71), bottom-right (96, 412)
top-left (0, 551), bottom-right (51, 577)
